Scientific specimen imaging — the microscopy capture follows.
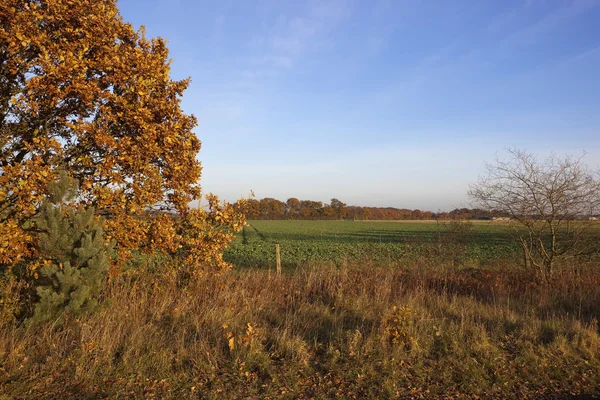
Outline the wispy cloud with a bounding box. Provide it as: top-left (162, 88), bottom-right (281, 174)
top-left (568, 43), bottom-right (600, 63)
top-left (202, 0), bottom-right (352, 102)
top-left (494, 0), bottom-right (600, 51)
top-left (265, 0), bottom-right (351, 68)
top-left (262, 55), bottom-right (293, 69)
top-left (190, 2), bottom-right (352, 135)
top-left (437, 0), bottom-right (600, 77)
top-left (368, 41), bottom-right (462, 105)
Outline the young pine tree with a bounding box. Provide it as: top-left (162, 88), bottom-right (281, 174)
top-left (29, 172), bottom-right (114, 324)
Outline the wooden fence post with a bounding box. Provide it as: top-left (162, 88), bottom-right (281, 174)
top-left (276, 243), bottom-right (281, 275)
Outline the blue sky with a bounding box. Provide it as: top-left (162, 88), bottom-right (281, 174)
top-left (117, 0), bottom-right (600, 211)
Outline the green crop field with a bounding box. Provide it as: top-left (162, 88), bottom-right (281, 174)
top-left (224, 220), bottom-right (521, 269)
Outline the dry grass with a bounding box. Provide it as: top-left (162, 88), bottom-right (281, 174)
top-left (1, 263), bottom-right (600, 399)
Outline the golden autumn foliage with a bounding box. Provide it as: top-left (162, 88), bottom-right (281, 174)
top-left (0, 0), bottom-right (245, 271)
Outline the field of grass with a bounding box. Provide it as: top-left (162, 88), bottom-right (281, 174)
top-left (225, 220), bottom-right (520, 269)
top-left (4, 220), bottom-right (600, 398)
top-left (2, 265), bottom-right (600, 398)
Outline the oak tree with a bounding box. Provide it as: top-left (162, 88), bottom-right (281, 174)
top-left (0, 0), bottom-right (245, 272)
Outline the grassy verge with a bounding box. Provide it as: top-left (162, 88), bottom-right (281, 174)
top-left (1, 263), bottom-right (600, 399)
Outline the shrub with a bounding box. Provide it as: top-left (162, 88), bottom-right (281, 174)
top-left (382, 306), bottom-right (415, 350)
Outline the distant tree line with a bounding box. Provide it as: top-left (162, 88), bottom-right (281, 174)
top-left (243, 198), bottom-right (509, 220)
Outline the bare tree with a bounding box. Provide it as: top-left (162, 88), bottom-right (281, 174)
top-left (469, 148), bottom-right (600, 281)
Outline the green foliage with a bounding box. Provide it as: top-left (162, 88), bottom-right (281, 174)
top-left (29, 172), bottom-right (114, 324)
top-left (46, 171), bottom-right (79, 205)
